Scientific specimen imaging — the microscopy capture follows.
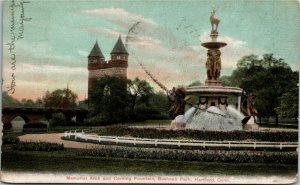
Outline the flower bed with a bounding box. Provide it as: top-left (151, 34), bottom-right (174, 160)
top-left (13, 141), bottom-right (64, 151)
top-left (77, 146), bottom-right (297, 164)
top-left (94, 126), bottom-right (298, 142)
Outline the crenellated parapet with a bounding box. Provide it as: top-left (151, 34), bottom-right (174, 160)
top-left (88, 59), bottom-right (128, 70)
top-left (87, 36), bottom-right (129, 98)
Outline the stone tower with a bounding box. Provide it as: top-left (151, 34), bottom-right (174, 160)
top-left (87, 36), bottom-right (129, 98)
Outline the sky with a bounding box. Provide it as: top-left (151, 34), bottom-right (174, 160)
top-left (2, 0), bottom-right (300, 101)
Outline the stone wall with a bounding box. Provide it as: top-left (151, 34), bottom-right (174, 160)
top-left (89, 67), bottom-right (127, 79)
top-left (88, 60), bottom-right (127, 70)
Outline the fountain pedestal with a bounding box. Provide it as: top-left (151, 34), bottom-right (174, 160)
top-left (201, 40), bottom-right (227, 87)
top-left (205, 79), bottom-right (222, 86)
top-left (183, 30), bottom-right (245, 131)
top-left (176, 10), bottom-right (258, 131)
top-left (185, 33), bottom-right (243, 109)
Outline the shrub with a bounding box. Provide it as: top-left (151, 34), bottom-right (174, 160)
top-left (13, 141), bottom-right (64, 151)
top-left (77, 146), bottom-right (297, 164)
top-left (95, 126), bottom-right (298, 142)
top-left (23, 121), bottom-right (48, 128)
top-left (3, 123), bottom-right (12, 130)
top-left (2, 134), bottom-right (20, 144)
top-left (50, 113), bottom-right (66, 126)
top-left (23, 121), bottom-right (48, 132)
top-left (84, 113), bottom-right (110, 126)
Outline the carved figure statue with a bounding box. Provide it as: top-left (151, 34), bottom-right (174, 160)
top-left (210, 8), bottom-right (220, 33)
top-left (206, 50), bottom-right (213, 80)
top-left (199, 97), bottom-right (208, 110)
top-left (213, 49), bottom-right (221, 79)
top-left (218, 97), bottom-right (227, 111)
top-left (168, 87), bottom-right (186, 120)
top-left (206, 49), bottom-right (221, 80)
top-left (241, 90), bottom-right (257, 122)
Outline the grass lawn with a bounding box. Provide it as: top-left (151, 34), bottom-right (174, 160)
top-left (1, 145), bottom-right (297, 176)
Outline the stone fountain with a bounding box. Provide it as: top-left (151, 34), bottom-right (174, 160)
top-left (171, 9), bottom-right (249, 131)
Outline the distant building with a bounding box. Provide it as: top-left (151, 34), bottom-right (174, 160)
top-left (87, 36), bottom-right (129, 98)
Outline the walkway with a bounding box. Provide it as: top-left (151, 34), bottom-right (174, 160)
top-left (19, 133), bottom-right (99, 149)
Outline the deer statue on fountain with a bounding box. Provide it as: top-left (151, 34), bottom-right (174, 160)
top-left (210, 8), bottom-right (220, 34)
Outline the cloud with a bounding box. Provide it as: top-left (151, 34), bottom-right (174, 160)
top-left (78, 50), bottom-right (89, 57)
top-left (80, 26), bottom-right (121, 38)
top-left (129, 35), bottom-right (165, 50)
top-left (80, 7), bottom-right (177, 46)
top-left (82, 8), bottom-right (158, 28)
top-left (80, 25), bottom-right (167, 51)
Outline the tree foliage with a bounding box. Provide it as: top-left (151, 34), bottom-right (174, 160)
top-left (147, 91), bottom-right (169, 116)
top-left (88, 76), bottom-right (170, 124)
top-left (275, 71), bottom-right (299, 118)
top-left (2, 91), bottom-right (20, 107)
top-left (88, 76), bottom-right (129, 124)
top-left (2, 91), bottom-right (44, 108)
top-left (221, 53), bottom-right (298, 123)
top-left (43, 88), bottom-right (78, 108)
top-left (127, 77), bottom-right (154, 116)
top-left (188, 80), bottom-right (202, 87)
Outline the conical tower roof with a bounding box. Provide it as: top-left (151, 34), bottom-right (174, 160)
top-left (89, 41), bottom-right (105, 58)
top-left (110, 36), bottom-right (129, 55)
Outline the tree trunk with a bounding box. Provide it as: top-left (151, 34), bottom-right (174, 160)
top-left (129, 95), bottom-right (137, 121)
top-left (130, 95), bottom-right (137, 117)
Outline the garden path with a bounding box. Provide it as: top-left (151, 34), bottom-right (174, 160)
top-left (18, 133), bottom-right (99, 149)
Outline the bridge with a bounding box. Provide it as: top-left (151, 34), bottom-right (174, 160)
top-left (2, 107), bottom-right (90, 125)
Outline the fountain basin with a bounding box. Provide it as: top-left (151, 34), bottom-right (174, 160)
top-left (185, 85), bottom-right (242, 96)
top-left (201, 42), bottom-right (227, 49)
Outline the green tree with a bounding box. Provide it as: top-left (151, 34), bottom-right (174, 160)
top-left (221, 53), bottom-right (298, 124)
top-left (20, 99), bottom-right (35, 107)
top-left (2, 91), bottom-right (20, 107)
top-left (147, 91), bottom-right (169, 117)
top-left (188, 80), bottom-right (202, 87)
top-left (35, 98), bottom-right (44, 108)
top-left (275, 71), bottom-right (299, 118)
top-left (127, 77), bottom-right (154, 116)
top-left (43, 88), bottom-right (78, 108)
top-left (88, 76), bottom-right (128, 124)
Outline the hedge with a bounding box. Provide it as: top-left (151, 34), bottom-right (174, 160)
top-left (13, 141), bottom-right (64, 151)
top-left (23, 121), bottom-right (48, 128)
top-left (23, 121), bottom-right (48, 132)
top-left (95, 126), bottom-right (298, 142)
top-left (77, 146), bottom-right (297, 164)
top-left (3, 122), bottom-right (13, 130)
top-left (2, 134), bottom-right (20, 144)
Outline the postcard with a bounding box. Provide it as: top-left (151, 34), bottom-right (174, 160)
top-left (1, 0), bottom-right (299, 184)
